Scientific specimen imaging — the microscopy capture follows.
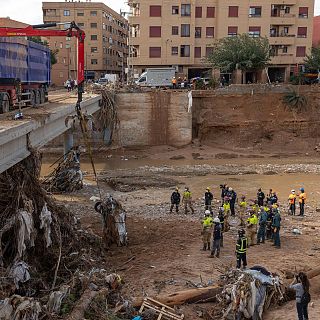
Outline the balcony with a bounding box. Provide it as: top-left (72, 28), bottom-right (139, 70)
top-left (270, 54), bottom-right (295, 64)
top-left (269, 35), bottom-right (295, 45)
top-left (270, 13), bottom-right (296, 25)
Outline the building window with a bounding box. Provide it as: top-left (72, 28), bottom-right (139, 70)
top-left (149, 47), bottom-right (161, 58)
top-left (194, 47), bottom-right (201, 58)
top-left (206, 27), bottom-right (214, 38)
top-left (299, 7), bottom-right (308, 18)
top-left (283, 46), bottom-right (288, 53)
top-left (91, 59), bottom-right (98, 65)
top-left (91, 23), bottom-right (97, 28)
top-left (297, 27), bottom-right (307, 38)
top-left (181, 24), bottom-right (190, 37)
top-left (195, 7), bottom-right (202, 18)
top-left (296, 46), bottom-right (306, 57)
top-left (195, 27), bottom-right (202, 38)
top-left (228, 26), bottom-right (238, 37)
top-left (90, 11), bottom-right (97, 16)
top-left (229, 6), bottom-right (239, 17)
top-left (150, 5), bottom-right (161, 17)
top-left (248, 26), bottom-right (261, 37)
top-left (172, 6), bottom-right (179, 15)
top-left (63, 10), bottom-right (70, 16)
top-left (77, 11), bottom-right (84, 16)
top-left (180, 45), bottom-right (190, 57)
top-left (249, 6), bottom-right (261, 17)
top-left (172, 26), bottom-right (179, 35)
top-left (206, 47), bottom-right (214, 57)
top-left (207, 7), bottom-right (215, 18)
top-left (171, 46), bottom-right (178, 55)
top-left (91, 47), bottom-right (98, 53)
top-left (91, 35), bottom-right (98, 40)
top-left (150, 26), bottom-right (161, 37)
top-left (181, 4), bottom-right (191, 16)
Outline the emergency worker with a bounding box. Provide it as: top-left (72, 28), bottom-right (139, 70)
top-left (257, 207), bottom-right (268, 244)
top-left (272, 207), bottom-right (281, 248)
top-left (236, 229), bottom-right (248, 269)
top-left (183, 187), bottom-right (194, 214)
top-left (218, 208), bottom-right (225, 247)
top-left (201, 210), bottom-right (213, 251)
top-left (299, 188), bottom-right (306, 216)
top-left (246, 210), bottom-right (258, 246)
top-left (288, 189), bottom-right (296, 215)
top-left (170, 187), bottom-right (180, 213)
top-left (239, 195), bottom-right (247, 226)
top-left (204, 187), bottom-right (213, 212)
top-left (210, 217), bottom-right (222, 258)
top-left (257, 188), bottom-right (265, 207)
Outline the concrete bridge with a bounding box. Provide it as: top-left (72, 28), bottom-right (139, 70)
top-left (0, 94), bottom-right (101, 173)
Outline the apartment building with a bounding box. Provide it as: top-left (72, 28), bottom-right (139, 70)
top-left (42, 1), bottom-right (129, 86)
top-left (313, 15), bottom-right (320, 47)
top-left (128, 0), bottom-right (314, 83)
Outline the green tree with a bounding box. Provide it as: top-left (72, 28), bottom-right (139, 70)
top-left (304, 47), bottom-right (320, 71)
top-left (28, 36), bottom-right (58, 67)
top-left (206, 34), bottom-right (270, 73)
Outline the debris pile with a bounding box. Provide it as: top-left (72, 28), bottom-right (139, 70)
top-left (206, 267), bottom-right (284, 320)
top-left (43, 147), bottom-right (83, 192)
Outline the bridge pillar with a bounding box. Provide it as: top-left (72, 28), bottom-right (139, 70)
top-left (64, 129), bottom-right (74, 156)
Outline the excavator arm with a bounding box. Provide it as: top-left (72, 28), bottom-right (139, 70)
top-left (0, 21), bottom-right (86, 107)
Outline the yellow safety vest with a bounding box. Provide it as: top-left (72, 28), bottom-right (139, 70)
top-left (288, 194), bottom-right (296, 204)
top-left (202, 216), bottom-right (213, 228)
top-left (183, 191), bottom-right (192, 199)
top-left (236, 237), bottom-right (248, 253)
top-left (239, 201), bottom-right (247, 208)
top-left (223, 202), bottom-right (230, 211)
top-left (299, 193), bottom-right (306, 204)
top-left (247, 214), bottom-right (258, 225)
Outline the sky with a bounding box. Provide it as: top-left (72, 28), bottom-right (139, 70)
top-left (0, 0), bottom-right (130, 25)
top-left (0, 0), bottom-right (319, 25)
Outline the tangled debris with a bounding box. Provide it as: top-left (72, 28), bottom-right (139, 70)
top-left (206, 267), bottom-right (284, 320)
top-left (43, 147), bottom-right (83, 192)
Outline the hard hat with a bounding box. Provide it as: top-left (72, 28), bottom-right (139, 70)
top-left (205, 210), bottom-right (211, 215)
top-left (291, 189), bottom-right (295, 193)
top-left (213, 217), bottom-right (220, 223)
top-left (300, 188), bottom-right (305, 192)
top-left (206, 187), bottom-right (210, 191)
top-left (228, 187), bottom-right (233, 191)
top-left (175, 187), bottom-right (179, 191)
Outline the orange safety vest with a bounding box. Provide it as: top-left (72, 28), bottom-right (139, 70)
top-left (172, 78), bottom-right (177, 84)
top-left (288, 194), bottom-right (296, 204)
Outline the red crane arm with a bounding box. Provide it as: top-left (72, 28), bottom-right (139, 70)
top-left (0, 22), bottom-right (86, 103)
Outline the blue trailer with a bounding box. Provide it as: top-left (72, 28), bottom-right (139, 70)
top-left (0, 37), bottom-right (51, 113)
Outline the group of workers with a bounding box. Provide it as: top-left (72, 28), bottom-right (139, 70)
top-left (170, 185), bottom-right (307, 268)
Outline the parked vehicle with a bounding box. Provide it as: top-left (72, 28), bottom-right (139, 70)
top-left (0, 37), bottom-right (50, 113)
top-left (104, 74), bottom-right (118, 84)
top-left (135, 68), bottom-right (176, 87)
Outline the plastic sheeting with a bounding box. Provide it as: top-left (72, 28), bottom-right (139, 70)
top-left (9, 261), bottom-right (30, 289)
top-left (17, 210), bottom-right (35, 259)
top-left (47, 285), bottom-right (70, 314)
top-left (0, 295), bottom-right (41, 320)
top-left (40, 203), bottom-right (52, 247)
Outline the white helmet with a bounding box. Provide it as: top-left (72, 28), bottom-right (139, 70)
top-left (205, 210), bottom-right (211, 215)
top-left (229, 187), bottom-right (233, 191)
top-left (291, 189), bottom-right (295, 193)
top-left (214, 217), bottom-right (220, 223)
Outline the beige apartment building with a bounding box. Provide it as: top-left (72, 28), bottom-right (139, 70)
top-left (128, 0), bottom-right (314, 83)
top-left (42, 1), bottom-right (129, 86)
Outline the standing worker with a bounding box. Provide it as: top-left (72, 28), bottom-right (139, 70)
top-left (228, 187), bottom-right (237, 216)
top-left (236, 229), bottom-right (248, 269)
top-left (288, 189), bottom-right (296, 215)
top-left (183, 187), bottom-right (195, 214)
top-left (299, 188), bottom-right (307, 216)
top-left (239, 195), bottom-right (247, 226)
top-left (210, 217), bottom-right (222, 258)
top-left (201, 210), bottom-right (213, 251)
top-left (246, 211), bottom-right (258, 246)
top-left (218, 208), bottom-right (225, 247)
top-left (172, 77), bottom-right (177, 89)
top-left (272, 207), bottom-right (281, 248)
top-left (257, 207), bottom-right (268, 244)
top-left (266, 208), bottom-right (275, 240)
top-left (257, 188), bottom-right (265, 207)
top-left (170, 187), bottom-right (181, 213)
top-left (204, 187), bottom-right (213, 212)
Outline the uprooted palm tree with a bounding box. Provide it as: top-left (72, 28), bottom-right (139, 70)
top-left (283, 88), bottom-right (308, 113)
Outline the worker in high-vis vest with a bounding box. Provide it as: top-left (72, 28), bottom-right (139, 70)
top-left (183, 187), bottom-right (194, 214)
top-left (236, 229), bottom-right (248, 269)
top-left (299, 188), bottom-right (306, 216)
top-left (239, 195), bottom-right (247, 227)
top-left (288, 189), bottom-right (296, 215)
top-left (246, 211), bottom-right (258, 246)
top-left (201, 210), bottom-right (213, 251)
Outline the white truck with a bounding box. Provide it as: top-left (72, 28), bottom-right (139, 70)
top-left (135, 68), bottom-right (176, 87)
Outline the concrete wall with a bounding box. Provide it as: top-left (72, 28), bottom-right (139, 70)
top-left (115, 91), bottom-right (192, 147)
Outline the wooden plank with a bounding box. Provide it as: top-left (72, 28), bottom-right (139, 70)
top-left (142, 300), bottom-right (183, 320)
top-left (147, 297), bottom-right (176, 311)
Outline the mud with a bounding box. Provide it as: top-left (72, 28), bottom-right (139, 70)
top-left (39, 139), bottom-right (320, 319)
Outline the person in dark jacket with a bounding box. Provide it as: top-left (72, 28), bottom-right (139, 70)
top-left (220, 184), bottom-right (227, 205)
top-left (205, 187), bottom-right (213, 212)
top-left (257, 188), bottom-right (265, 207)
top-left (170, 187), bottom-right (181, 213)
top-left (218, 208), bottom-right (225, 247)
top-left (272, 208), bottom-right (281, 248)
top-left (257, 208), bottom-right (268, 244)
top-left (227, 187), bottom-right (237, 216)
top-left (266, 209), bottom-right (274, 240)
top-left (270, 192), bottom-right (278, 204)
top-left (210, 217), bottom-right (222, 258)
top-left (236, 229), bottom-right (248, 269)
